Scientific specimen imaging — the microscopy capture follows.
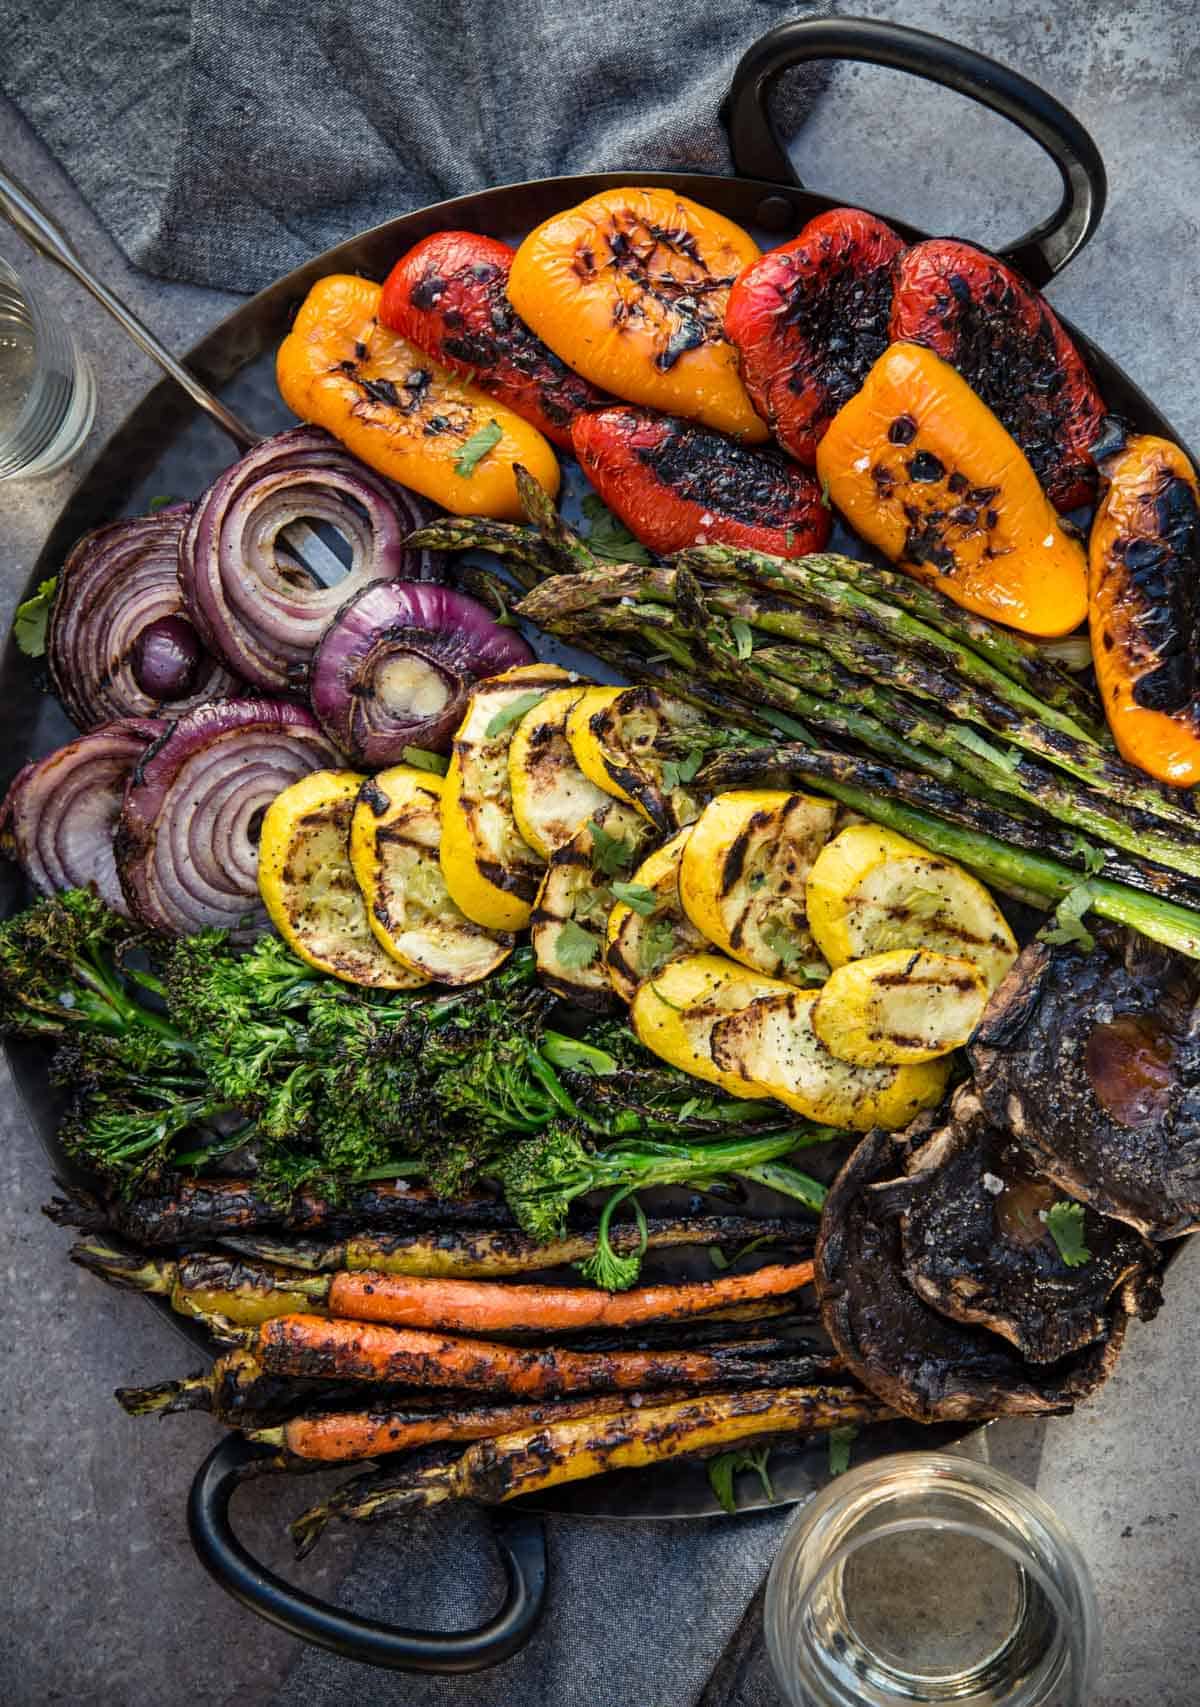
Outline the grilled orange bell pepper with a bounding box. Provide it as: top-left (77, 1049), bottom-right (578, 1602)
top-left (816, 342), bottom-right (1087, 638)
top-left (507, 188), bottom-right (767, 441)
top-left (276, 274), bottom-right (559, 519)
top-left (1089, 434), bottom-right (1200, 785)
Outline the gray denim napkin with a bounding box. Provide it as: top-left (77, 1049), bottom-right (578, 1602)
top-left (0, 2), bottom-right (825, 1698)
top-left (1, 0), bottom-right (827, 294)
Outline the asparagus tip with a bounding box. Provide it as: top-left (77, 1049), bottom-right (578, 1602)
top-left (42, 1183), bottom-right (106, 1230)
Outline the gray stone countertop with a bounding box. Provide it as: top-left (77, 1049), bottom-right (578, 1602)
top-left (2, 4), bottom-right (1200, 1702)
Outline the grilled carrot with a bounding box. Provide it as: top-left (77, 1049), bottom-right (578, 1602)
top-left (251, 1343), bottom-right (845, 1463)
top-left (291, 1383), bottom-right (894, 1552)
top-left (214, 1313), bottom-right (825, 1399)
top-left (45, 1175), bottom-right (512, 1247)
top-left (325, 1260), bottom-right (814, 1334)
top-left (222, 1213), bottom-right (802, 1277)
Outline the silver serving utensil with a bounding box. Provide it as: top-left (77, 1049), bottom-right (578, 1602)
top-left (0, 163), bottom-right (344, 585)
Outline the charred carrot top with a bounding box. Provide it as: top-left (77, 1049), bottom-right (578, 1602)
top-left (237, 1315), bottom-right (817, 1399)
top-left (326, 1259), bottom-right (814, 1334)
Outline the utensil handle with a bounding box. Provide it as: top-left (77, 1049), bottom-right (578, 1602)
top-left (188, 1434), bottom-right (548, 1673)
top-left (722, 16), bottom-right (1106, 285)
top-left (0, 163), bottom-right (259, 447)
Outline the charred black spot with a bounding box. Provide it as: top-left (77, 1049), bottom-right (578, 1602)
top-left (408, 273), bottom-right (446, 312)
top-left (908, 451), bottom-right (945, 483)
top-left (634, 415), bottom-right (812, 528)
top-left (888, 414), bottom-right (918, 445)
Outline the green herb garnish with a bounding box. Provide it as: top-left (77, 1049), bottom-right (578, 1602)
top-left (708, 1445), bottom-right (774, 1514)
top-left (554, 919), bottom-right (600, 971)
top-left (455, 420), bottom-right (503, 477)
top-left (761, 918), bottom-right (807, 973)
top-left (638, 918), bottom-right (678, 976)
top-left (1041, 1200), bottom-right (1091, 1267)
top-left (401, 746), bottom-right (450, 776)
top-left (587, 818), bottom-right (633, 878)
top-left (1039, 881), bottom-right (1098, 952)
top-left (485, 691), bottom-right (547, 739)
top-left (147, 494), bottom-right (176, 510)
top-left (579, 494), bottom-right (656, 565)
top-left (13, 577), bottom-right (57, 658)
top-left (611, 881), bottom-right (658, 915)
top-left (660, 749), bottom-right (704, 791)
top-left (828, 1425), bottom-right (858, 1477)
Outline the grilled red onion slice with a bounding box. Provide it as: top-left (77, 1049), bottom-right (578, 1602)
top-left (47, 506), bottom-right (238, 728)
top-left (309, 580), bottom-right (534, 762)
top-left (179, 426), bottom-right (445, 694)
top-left (115, 699), bottom-right (338, 940)
top-left (1, 718), bottom-right (166, 915)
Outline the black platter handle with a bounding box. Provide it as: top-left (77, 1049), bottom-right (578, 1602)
top-left (723, 15), bottom-right (1106, 285)
top-left (188, 1433), bottom-right (548, 1672)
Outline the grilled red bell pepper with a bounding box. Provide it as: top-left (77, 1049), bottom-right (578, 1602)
top-left (724, 208), bottom-right (907, 466)
top-left (889, 239), bottom-right (1106, 511)
top-left (570, 406), bottom-right (831, 558)
top-left (379, 231), bottom-right (610, 449)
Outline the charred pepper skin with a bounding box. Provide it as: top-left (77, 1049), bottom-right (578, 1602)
top-left (724, 208), bottom-right (908, 465)
top-left (379, 231), bottom-right (611, 450)
top-left (889, 239), bottom-right (1106, 512)
top-left (571, 406), bottom-right (831, 558)
top-left (1089, 434), bottom-right (1200, 785)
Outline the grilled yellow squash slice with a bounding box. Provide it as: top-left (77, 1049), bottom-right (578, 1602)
top-left (679, 790), bottom-right (836, 982)
top-left (259, 769), bottom-right (426, 988)
top-left (630, 953), bottom-right (793, 1099)
top-left (710, 988), bottom-right (949, 1129)
top-left (440, 663), bottom-right (571, 932)
top-left (508, 685), bottom-right (613, 859)
top-left (812, 947), bottom-right (989, 1066)
top-left (531, 801), bottom-right (655, 1008)
top-left (806, 823), bottom-right (1017, 991)
top-left (566, 684), bottom-right (710, 831)
top-left (349, 766), bottom-right (512, 986)
top-left (604, 828), bottom-right (707, 1004)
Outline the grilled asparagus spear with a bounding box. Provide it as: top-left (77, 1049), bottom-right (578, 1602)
top-left (290, 1383), bottom-right (895, 1553)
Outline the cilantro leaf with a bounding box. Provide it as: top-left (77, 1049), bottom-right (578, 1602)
top-left (579, 494), bottom-right (656, 565)
top-left (708, 1444), bottom-right (775, 1514)
top-left (1040, 1200), bottom-right (1091, 1267)
top-left (761, 917), bottom-right (808, 973)
top-left (1039, 881), bottom-right (1098, 952)
top-left (455, 420), bottom-right (503, 477)
top-left (147, 493), bottom-right (177, 510)
top-left (485, 691), bottom-right (547, 739)
top-left (660, 749), bottom-right (704, 791)
top-left (708, 1232), bottom-right (780, 1273)
top-left (554, 918), bottom-right (600, 970)
top-left (587, 818), bottom-right (633, 878)
top-left (13, 576), bottom-right (57, 658)
top-left (828, 1425), bottom-right (858, 1477)
top-left (956, 727), bottom-right (1023, 773)
top-left (611, 881), bottom-right (658, 916)
top-left (819, 476), bottom-right (832, 511)
top-left (731, 618), bottom-right (754, 661)
top-left (1078, 843), bottom-right (1109, 878)
top-left (638, 917), bottom-right (678, 976)
top-left (401, 746), bottom-right (449, 776)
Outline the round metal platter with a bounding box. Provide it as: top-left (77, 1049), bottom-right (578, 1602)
top-left (3, 169), bottom-right (1192, 1523)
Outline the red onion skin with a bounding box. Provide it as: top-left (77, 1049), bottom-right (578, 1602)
top-left (179, 426), bottom-right (447, 694)
top-left (1, 718), bottom-right (166, 915)
top-left (309, 579), bottom-right (534, 762)
top-left (115, 699), bottom-right (338, 940)
top-left (47, 505), bottom-right (237, 729)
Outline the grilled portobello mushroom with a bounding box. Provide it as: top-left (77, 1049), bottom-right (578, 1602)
top-left (899, 1087), bottom-right (1161, 1363)
top-left (814, 1127), bottom-right (1126, 1423)
top-left (971, 931), bottom-right (1200, 1239)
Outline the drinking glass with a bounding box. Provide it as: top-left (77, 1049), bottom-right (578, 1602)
top-left (0, 254), bottom-right (95, 480)
top-left (765, 1453), bottom-right (1099, 1707)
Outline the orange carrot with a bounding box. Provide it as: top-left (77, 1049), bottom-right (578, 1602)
top-left (234, 1314), bottom-right (814, 1399)
top-left (325, 1259), bottom-right (814, 1335)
